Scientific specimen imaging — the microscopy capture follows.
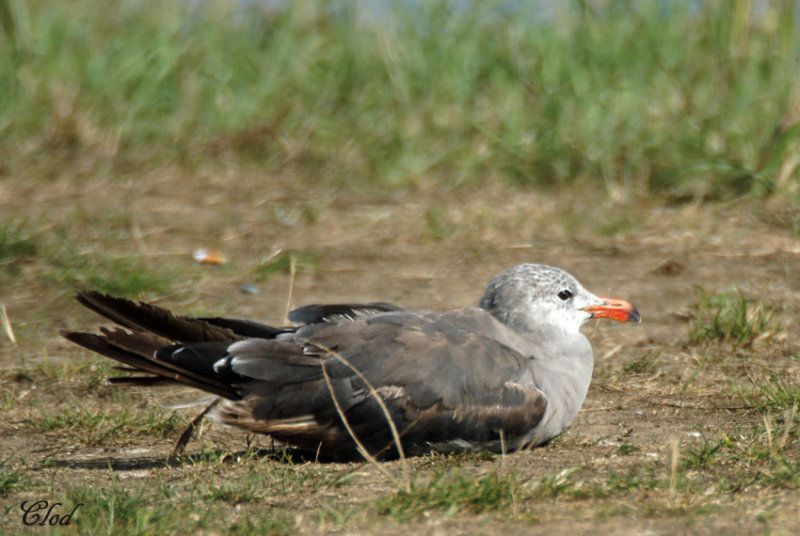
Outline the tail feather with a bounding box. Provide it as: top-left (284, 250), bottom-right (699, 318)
top-left (98, 326), bottom-right (171, 356)
top-left (64, 291), bottom-right (250, 400)
top-left (75, 291), bottom-right (241, 343)
top-left (62, 330), bottom-right (240, 400)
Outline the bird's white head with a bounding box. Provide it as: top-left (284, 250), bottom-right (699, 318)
top-left (479, 264), bottom-right (640, 335)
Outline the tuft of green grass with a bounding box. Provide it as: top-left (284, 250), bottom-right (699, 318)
top-left (0, 456), bottom-right (23, 497)
top-left (758, 459), bottom-right (800, 489)
top-left (622, 353), bottom-right (659, 375)
top-left (688, 288), bottom-right (780, 346)
top-left (739, 375), bottom-right (800, 413)
top-left (377, 470), bottom-right (520, 522)
top-left (683, 437), bottom-right (727, 470)
top-left (0, 220), bottom-right (39, 274)
top-left (0, 221), bottom-right (38, 259)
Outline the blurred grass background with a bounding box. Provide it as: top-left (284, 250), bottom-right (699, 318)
top-left (1, 0), bottom-right (799, 202)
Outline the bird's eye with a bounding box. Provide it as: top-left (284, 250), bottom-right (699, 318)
top-left (557, 289), bottom-right (573, 301)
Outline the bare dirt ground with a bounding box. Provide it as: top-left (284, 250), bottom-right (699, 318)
top-left (1, 168), bottom-right (799, 534)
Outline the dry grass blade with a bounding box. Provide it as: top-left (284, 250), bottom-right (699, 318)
top-left (499, 429), bottom-right (507, 469)
top-left (0, 304), bottom-right (16, 345)
top-left (669, 436), bottom-right (680, 496)
top-left (318, 354), bottom-right (397, 485)
top-left (284, 254), bottom-right (297, 324)
top-left (764, 413), bottom-right (773, 453)
top-left (780, 402), bottom-right (797, 450)
top-left (308, 338), bottom-right (410, 492)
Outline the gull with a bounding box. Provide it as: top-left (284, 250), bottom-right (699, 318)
top-left (62, 263), bottom-right (639, 460)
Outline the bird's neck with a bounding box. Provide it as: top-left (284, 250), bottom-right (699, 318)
top-left (525, 329), bottom-right (594, 445)
top-left (476, 310), bottom-right (595, 446)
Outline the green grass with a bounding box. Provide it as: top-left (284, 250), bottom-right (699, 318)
top-left (0, 215), bottom-right (181, 297)
top-left (529, 466), bottom-right (588, 499)
top-left (678, 412), bottom-right (800, 492)
top-left (200, 459), bottom-right (320, 503)
top-left (683, 437), bottom-right (727, 470)
top-left (739, 376), bottom-right (800, 412)
top-left (5, 356), bottom-right (115, 387)
top-left (63, 479), bottom-right (232, 536)
top-left (616, 443), bottom-right (640, 456)
top-left (377, 470), bottom-right (521, 522)
top-left (26, 404), bottom-right (187, 446)
top-left (46, 251), bottom-right (179, 297)
top-left (68, 482), bottom-right (166, 534)
top-left (1, 1), bottom-right (798, 199)
top-left (203, 479), bottom-right (268, 504)
top-left (604, 464), bottom-right (661, 494)
top-left (689, 288), bottom-right (780, 346)
top-left (2, 2), bottom-right (800, 533)
top-left (622, 353), bottom-right (659, 375)
top-left (315, 503), bottom-right (356, 528)
top-left (11, 472), bottom-right (295, 535)
top-left (0, 456), bottom-right (23, 497)
top-left (0, 220), bottom-right (39, 273)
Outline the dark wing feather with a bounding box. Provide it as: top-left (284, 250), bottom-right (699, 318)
top-left (63, 293), bottom-right (252, 399)
top-left (62, 330), bottom-right (239, 399)
top-left (75, 291), bottom-right (241, 343)
top-left (198, 317), bottom-right (289, 339)
top-left (108, 376), bottom-right (181, 387)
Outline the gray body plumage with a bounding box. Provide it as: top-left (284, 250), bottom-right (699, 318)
top-left (62, 263), bottom-right (637, 460)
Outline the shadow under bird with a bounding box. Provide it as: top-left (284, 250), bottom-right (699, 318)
top-left (62, 263), bottom-right (640, 460)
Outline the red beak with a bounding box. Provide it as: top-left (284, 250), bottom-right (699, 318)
top-left (584, 297), bottom-right (640, 323)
